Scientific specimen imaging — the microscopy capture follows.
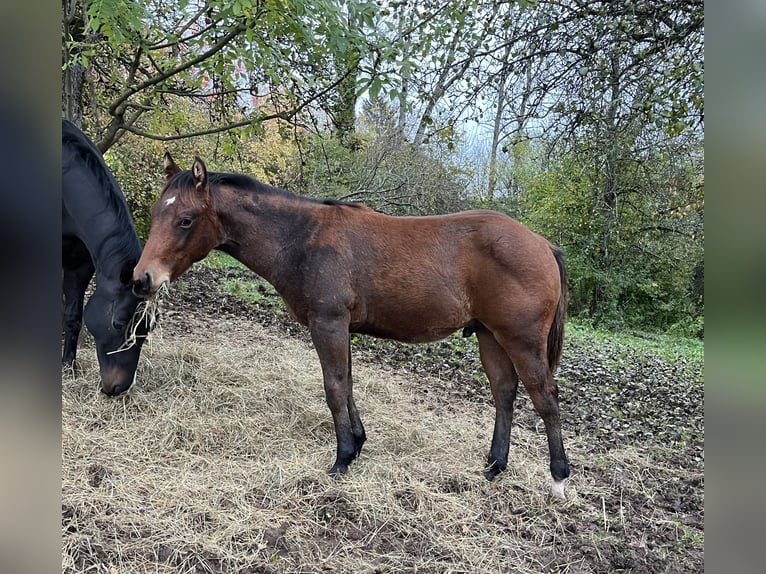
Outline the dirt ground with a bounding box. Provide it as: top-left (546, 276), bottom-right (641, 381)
top-left (62, 266), bottom-right (704, 573)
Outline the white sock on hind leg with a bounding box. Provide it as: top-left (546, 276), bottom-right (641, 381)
top-left (550, 478), bottom-right (567, 500)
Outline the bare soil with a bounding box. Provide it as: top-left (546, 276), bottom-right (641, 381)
top-left (62, 265), bottom-right (704, 573)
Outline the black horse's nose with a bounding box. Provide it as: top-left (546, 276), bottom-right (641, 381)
top-left (100, 385), bottom-right (119, 397)
top-left (100, 367), bottom-right (136, 396)
top-left (132, 272), bottom-right (152, 298)
top-left (101, 381), bottom-right (130, 397)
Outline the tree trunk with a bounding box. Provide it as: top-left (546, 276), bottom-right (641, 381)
top-left (62, 0), bottom-right (86, 127)
top-left (330, 12), bottom-right (360, 149)
top-left (486, 86), bottom-right (505, 203)
top-left (331, 52), bottom-right (360, 148)
top-left (588, 53), bottom-right (622, 314)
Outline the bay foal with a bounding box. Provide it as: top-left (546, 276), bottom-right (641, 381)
top-left (133, 154), bottom-right (570, 498)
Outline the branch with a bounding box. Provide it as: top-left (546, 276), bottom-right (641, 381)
top-left (121, 66), bottom-right (357, 142)
top-left (639, 225), bottom-right (696, 238)
top-left (107, 21), bottom-right (247, 117)
top-left (146, 5), bottom-right (218, 50)
top-left (123, 113), bottom-right (287, 141)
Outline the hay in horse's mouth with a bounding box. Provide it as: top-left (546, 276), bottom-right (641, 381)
top-left (107, 283), bottom-right (168, 354)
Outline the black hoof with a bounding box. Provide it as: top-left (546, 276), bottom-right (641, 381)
top-left (484, 460), bottom-right (507, 481)
top-left (328, 463), bottom-right (349, 477)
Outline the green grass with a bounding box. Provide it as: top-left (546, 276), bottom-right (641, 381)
top-left (566, 319), bottom-right (704, 373)
top-left (198, 250), bottom-right (247, 270)
top-left (195, 251), bottom-right (286, 311)
top-left (220, 278), bottom-right (283, 309)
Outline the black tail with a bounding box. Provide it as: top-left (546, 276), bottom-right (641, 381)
top-left (547, 246), bottom-right (568, 373)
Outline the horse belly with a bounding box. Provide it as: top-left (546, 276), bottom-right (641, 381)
top-left (352, 293), bottom-right (470, 344)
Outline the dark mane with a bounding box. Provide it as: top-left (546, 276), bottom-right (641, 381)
top-left (63, 121), bottom-right (130, 217)
top-left (166, 169), bottom-right (366, 209)
top-left (62, 120), bottom-right (141, 262)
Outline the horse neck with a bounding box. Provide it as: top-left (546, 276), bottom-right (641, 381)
top-left (63, 156), bottom-right (142, 289)
top-left (214, 187), bottom-right (315, 287)
top-left (81, 204), bottom-right (141, 282)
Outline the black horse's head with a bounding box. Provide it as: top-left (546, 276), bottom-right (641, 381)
top-left (83, 279), bottom-right (151, 396)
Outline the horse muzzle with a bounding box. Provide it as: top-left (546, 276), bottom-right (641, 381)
top-left (132, 267), bottom-right (170, 298)
top-left (99, 366), bottom-right (137, 397)
top-left (132, 271), bottom-right (155, 298)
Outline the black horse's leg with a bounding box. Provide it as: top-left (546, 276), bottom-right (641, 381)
top-left (310, 316), bottom-right (358, 475)
top-left (61, 257), bottom-right (95, 372)
top-left (346, 338), bottom-right (367, 458)
top-left (477, 328), bottom-right (520, 481)
top-left (508, 340), bottom-right (570, 499)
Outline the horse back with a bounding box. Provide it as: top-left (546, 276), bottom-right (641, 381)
top-left (341, 208), bottom-right (558, 285)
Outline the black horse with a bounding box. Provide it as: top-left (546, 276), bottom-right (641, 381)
top-left (62, 119), bottom-right (150, 395)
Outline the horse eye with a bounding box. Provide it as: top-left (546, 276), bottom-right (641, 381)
top-left (112, 319), bottom-right (126, 331)
top-left (179, 216), bottom-right (193, 229)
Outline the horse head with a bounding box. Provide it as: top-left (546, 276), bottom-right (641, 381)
top-left (133, 154), bottom-right (223, 298)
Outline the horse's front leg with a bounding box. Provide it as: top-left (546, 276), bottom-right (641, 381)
top-left (309, 315), bottom-right (359, 475)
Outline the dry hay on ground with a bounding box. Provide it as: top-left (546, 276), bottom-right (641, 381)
top-left (63, 316), bottom-right (702, 573)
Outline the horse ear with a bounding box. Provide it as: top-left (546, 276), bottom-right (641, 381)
top-left (192, 156), bottom-right (208, 192)
top-left (163, 152), bottom-right (181, 181)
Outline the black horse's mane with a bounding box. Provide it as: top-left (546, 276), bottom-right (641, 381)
top-left (167, 169), bottom-right (364, 209)
top-left (62, 120), bottom-right (140, 260)
top-left (62, 121), bottom-right (132, 215)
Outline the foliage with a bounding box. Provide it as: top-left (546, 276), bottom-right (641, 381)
top-left (102, 99), bottom-right (222, 240)
top-left (103, 139), bottom-right (165, 241)
top-left (372, 0), bottom-right (703, 158)
top-left (288, 99), bottom-right (472, 215)
top-left (225, 120), bottom-right (297, 187)
top-left (510, 134), bottom-right (703, 335)
top-left (537, 0), bottom-right (704, 139)
top-left (63, 0), bottom-right (384, 151)
top-left (104, 101), bottom-right (299, 240)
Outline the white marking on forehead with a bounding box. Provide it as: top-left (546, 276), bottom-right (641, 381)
top-left (164, 196), bottom-right (176, 207)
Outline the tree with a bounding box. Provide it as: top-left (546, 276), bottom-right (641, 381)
top-left (517, 128), bottom-right (703, 332)
top-left (537, 0), bottom-right (703, 318)
top-left (62, 0), bottom-right (381, 152)
top-left (376, 0), bottom-right (503, 147)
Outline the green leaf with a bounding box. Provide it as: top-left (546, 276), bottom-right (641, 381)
top-left (368, 77), bottom-right (382, 101)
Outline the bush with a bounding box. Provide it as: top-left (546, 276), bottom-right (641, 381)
top-left (507, 142), bottom-right (703, 337)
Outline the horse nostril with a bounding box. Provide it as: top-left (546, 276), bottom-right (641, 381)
top-left (132, 272), bottom-right (152, 297)
top-left (101, 385), bottom-right (122, 397)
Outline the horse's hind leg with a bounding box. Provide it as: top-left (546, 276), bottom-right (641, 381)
top-left (477, 328), bottom-right (520, 481)
top-left (347, 339), bottom-right (367, 458)
top-left (508, 341), bottom-right (570, 499)
top-left (61, 256), bottom-right (95, 373)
